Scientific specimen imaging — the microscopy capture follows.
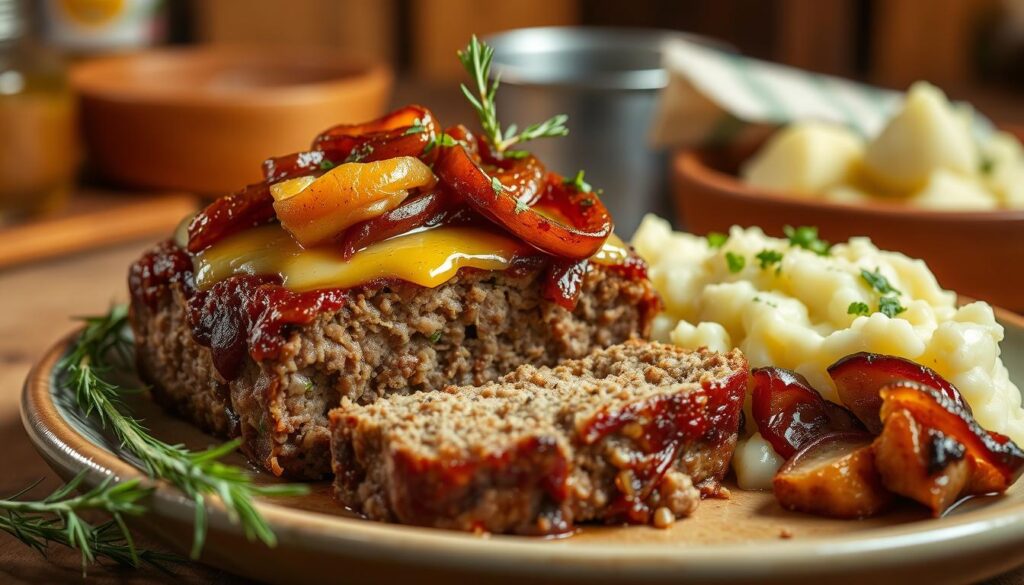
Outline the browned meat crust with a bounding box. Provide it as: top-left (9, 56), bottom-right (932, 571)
top-left (330, 342), bottom-right (748, 534)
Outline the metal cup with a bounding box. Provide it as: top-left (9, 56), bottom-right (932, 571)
top-left (485, 26), bottom-right (726, 235)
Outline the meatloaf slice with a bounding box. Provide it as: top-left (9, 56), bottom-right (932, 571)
top-left (130, 242), bottom-right (659, 480)
top-left (330, 341), bottom-right (748, 534)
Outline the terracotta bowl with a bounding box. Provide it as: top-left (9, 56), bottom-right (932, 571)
top-left (671, 134), bottom-right (1024, 312)
top-left (72, 47), bottom-right (393, 195)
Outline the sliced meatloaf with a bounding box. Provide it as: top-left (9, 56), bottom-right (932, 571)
top-left (129, 242), bottom-right (660, 479)
top-left (330, 341), bottom-right (748, 534)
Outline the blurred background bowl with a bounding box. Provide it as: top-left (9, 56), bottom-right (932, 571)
top-left (72, 47), bottom-right (392, 196)
top-left (671, 131), bottom-right (1024, 311)
top-left (486, 26), bottom-right (729, 236)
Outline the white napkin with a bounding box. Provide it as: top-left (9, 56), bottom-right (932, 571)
top-left (651, 39), bottom-right (992, 147)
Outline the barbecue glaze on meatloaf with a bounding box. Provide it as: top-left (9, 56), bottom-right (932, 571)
top-left (330, 341), bottom-right (748, 534)
top-left (129, 242), bottom-right (659, 480)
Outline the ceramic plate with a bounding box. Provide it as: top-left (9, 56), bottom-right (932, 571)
top-left (21, 308), bottom-right (1024, 585)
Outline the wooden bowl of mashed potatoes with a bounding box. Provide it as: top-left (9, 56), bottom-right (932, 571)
top-left (671, 84), bottom-right (1024, 311)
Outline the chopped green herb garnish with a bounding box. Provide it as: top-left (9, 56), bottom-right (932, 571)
top-left (755, 249), bottom-right (784, 270)
top-left (423, 132), bottom-right (458, 155)
top-left (429, 330), bottom-right (443, 343)
top-left (564, 170), bottom-right (592, 193)
top-left (344, 143), bottom-right (374, 163)
top-left (878, 296), bottom-right (907, 318)
top-left (578, 198), bottom-right (594, 208)
top-left (514, 199), bottom-right (528, 214)
top-left (706, 232), bottom-right (728, 249)
top-left (980, 156), bottom-right (994, 175)
top-left (860, 268), bottom-right (901, 295)
top-left (458, 36), bottom-right (569, 155)
top-left (784, 225), bottom-right (831, 256)
top-left (403, 117), bottom-right (426, 136)
top-left (318, 159), bottom-right (335, 171)
top-left (303, 379), bottom-right (314, 394)
top-left (847, 301), bottom-right (871, 316)
top-left (726, 252), bottom-right (746, 273)
top-left (491, 176), bottom-right (504, 195)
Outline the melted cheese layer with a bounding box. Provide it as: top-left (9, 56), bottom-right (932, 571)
top-left (195, 224), bottom-right (539, 292)
top-left (194, 223), bottom-right (631, 293)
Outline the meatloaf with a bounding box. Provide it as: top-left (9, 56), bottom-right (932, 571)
top-left (129, 242), bottom-right (660, 479)
top-left (330, 341), bottom-right (748, 534)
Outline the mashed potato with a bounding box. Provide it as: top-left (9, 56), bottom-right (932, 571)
top-left (633, 215), bottom-right (1024, 489)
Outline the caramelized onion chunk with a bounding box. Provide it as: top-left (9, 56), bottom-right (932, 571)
top-left (187, 182), bottom-right (274, 254)
top-left (751, 367), bottom-right (864, 459)
top-left (434, 145), bottom-right (612, 260)
top-left (829, 352), bottom-right (969, 433)
top-left (773, 432), bottom-right (891, 519)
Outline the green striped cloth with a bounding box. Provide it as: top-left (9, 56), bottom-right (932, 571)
top-left (651, 39), bottom-right (993, 147)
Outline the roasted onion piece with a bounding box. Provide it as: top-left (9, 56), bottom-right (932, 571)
top-left (877, 382), bottom-right (1024, 492)
top-left (434, 145), bottom-right (612, 260)
top-left (829, 352), bottom-right (968, 433)
top-left (315, 104), bottom-right (430, 143)
top-left (193, 106), bottom-right (442, 253)
top-left (271, 156), bottom-right (437, 247)
top-left (337, 188), bottom-right (468, 259)
top-left (187, 182), bottom-right (274, 254)
top-left (263, 105), bottom-right (441, 183)
top-left (444, 124), bottom-right (481, 163)
top-left (773, 432), bottom-right (891, 519)
top-left (751, 367), bottom-right (864, 459)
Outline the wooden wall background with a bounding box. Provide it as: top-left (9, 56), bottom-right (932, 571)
top-left (189, 0), bottom-right (1011, 90)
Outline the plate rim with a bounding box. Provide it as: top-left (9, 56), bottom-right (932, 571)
top-left (19, 307), bottom-right (1024, 581)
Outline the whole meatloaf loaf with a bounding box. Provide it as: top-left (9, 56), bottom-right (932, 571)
top-left (129, 242), bottom-right (659, 480)
top-left (330, 341), bottom-right (748, 534)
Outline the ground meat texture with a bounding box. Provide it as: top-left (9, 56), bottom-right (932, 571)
top-left (130, 261), bottom-right (659, 479)
top-left (330, 341), bottom-right (748, 534)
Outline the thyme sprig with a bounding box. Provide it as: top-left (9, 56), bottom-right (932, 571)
top-left (0, 472), bottom-right (179, 575)
top-left (458, 35), bottom-right (569, 157)
top-left (57, 305), bottom-right (307, 560)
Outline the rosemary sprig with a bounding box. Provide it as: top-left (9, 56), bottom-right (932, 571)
top-left (57, 305), bottom-right (307, 560)
top-left (458, 35), bottom-right (569, 157)
top-left (0, 472), bottom-right (179, 575)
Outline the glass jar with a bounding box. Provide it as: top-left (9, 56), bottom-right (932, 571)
top-left (0, 0), bottom-right (76, 223)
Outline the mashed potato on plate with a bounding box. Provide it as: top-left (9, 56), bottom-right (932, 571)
top-left (632, 215), bottom-right (1024, 489)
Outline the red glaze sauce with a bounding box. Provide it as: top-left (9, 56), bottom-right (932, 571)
top-left (580, 368), bottom-right (748, 524)
top-left (128, 240), bottom-right (194, 308)
top-left (542, 259), bottom-right (590, 311)
top-left (186, 275), bottom-right (348, 380)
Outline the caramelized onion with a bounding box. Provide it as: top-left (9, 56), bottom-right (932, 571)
top-left (434, 145), bottom-right (612, 260)
top-left (828, 352), bottom-right (969, 433)
top-left (263, 105), bottom-right (441, 183)
top-left (751, 367), bottom-right (864, 459)
top-left (337, 188), bottom-right (467, 259)
top-left (187, 182), bottom-right (274, 254)
top-left (878, 382), bottom-right (1024, 488)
